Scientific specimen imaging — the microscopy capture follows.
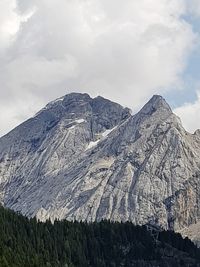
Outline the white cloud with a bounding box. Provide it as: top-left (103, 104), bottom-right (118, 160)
top-left (0, 0), bottom-right (198, 136)
top-left (174, 91), bottom-right (200, 133)
top-left (185, 0), bottom-right (200, 17)
top-left (0, 0), bottom-right (21, 52)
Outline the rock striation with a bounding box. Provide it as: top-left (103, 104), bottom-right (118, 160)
top-left (1, 92), bottom-right (200, 243)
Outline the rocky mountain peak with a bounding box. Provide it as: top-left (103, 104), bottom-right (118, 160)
top-left (41, 92), bottom-right (91, 114)
top-left (1, 93), bottom-right (200, 245)
top-left (139, 95), bottom-right (172, 116)
top-left (40, 92), bottom-right (131, 120)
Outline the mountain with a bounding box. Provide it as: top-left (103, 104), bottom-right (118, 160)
top-left (1, 92), bottom-right (200, 243)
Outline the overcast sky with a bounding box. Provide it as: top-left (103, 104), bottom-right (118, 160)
top-left (1, 0), bottom-right (200, 136)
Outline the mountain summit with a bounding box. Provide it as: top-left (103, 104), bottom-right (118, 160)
top-left (139, 95), bottom-right (172, 116)
top-left (0, 93), bottom-right (200, 244)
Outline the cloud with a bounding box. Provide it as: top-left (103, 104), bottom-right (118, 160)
top-left (186, 0), bottom-right (200, 17)
top-left (0, 0), bottom-right (21, 52)
top-left (0, 0), bottom-right (198, 136)
top-left (174, 91), bottom-right (200, 133)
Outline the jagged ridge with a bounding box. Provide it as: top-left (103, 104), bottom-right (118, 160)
top-left (1, 93), bottom-right (200, 244)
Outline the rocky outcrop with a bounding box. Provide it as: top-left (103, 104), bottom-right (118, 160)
top-left (1, 92), bottom-right (200, 243)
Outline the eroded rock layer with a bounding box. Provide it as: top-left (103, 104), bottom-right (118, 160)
top-left (1, 93), bottom-right (200, 243)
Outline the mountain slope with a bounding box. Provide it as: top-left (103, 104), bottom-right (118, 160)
top-left (1, 93), bottom-right (200, 241)
top-left (0, 93), bottom-right (130, 214)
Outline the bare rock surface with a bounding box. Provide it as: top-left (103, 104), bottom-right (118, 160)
top-left (1, 92), bottom-right (200, 243)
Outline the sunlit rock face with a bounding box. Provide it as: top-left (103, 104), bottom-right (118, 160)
top-left (1, 92), bottom-right (200, 243)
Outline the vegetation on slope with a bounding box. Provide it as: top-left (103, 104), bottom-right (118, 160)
top-left (0, 205), bottom-right (200, 267)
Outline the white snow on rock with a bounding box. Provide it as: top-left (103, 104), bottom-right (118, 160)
top-left (102, 126), bottom-right (117, 137)
top-left (51, 96), bottom-right (65, 104)
top-left (85, 126), bottom-right (117, 151)
top-left (75, 119), bottom-right (85, 124)
top-left (86, 140), bottom-right (100, 150)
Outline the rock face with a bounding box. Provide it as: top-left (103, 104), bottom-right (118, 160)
top-left (1, 92), bottom-right (200, 241)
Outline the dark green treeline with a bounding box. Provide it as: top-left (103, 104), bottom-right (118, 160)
top-left (0, 205), bottom-right (200, 267)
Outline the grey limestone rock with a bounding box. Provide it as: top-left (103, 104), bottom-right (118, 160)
top-left (1, 92), bottom-right (200, 244)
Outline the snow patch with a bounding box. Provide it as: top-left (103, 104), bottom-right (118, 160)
top-left (46, 96), bottom-right (65, 108)
top-left (85, 126), bottom-right (117, 151)
top-left (102, 126), bottom-right (117, 137)
top-left (33, 96), bottom-right (65, 117)
top-left (75, 119), bottom-right (85, 124)
top-left (65, 119), bottom-right (85, 131)
top-left (86, 140), bottom-right (100, 150)
top-left (52, 96), bottom-right (65, 104)
top-left (68, 125), bottom-right (76, 130)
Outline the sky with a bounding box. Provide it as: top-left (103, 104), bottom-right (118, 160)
top-left (0, 0), bottom-right (200, 136)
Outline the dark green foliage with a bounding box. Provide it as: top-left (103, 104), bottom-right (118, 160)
top-left (0, 205), bottom-right (199, 267)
